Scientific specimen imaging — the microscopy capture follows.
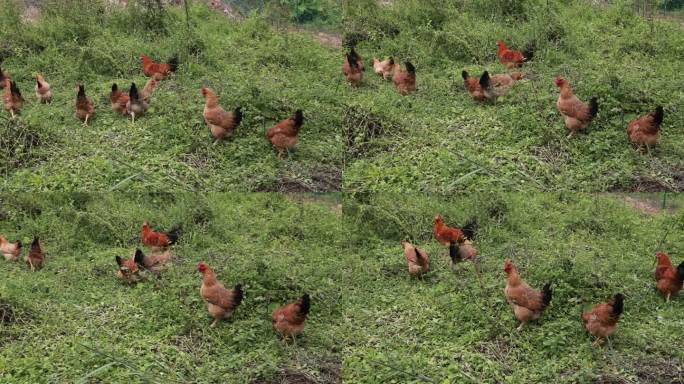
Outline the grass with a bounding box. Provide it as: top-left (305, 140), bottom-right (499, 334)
top-left (341, 192), bottom-right (684, 383)
top-left (1, 1), bottom-right (684, 382)
top-left (0, 1), bottom-right (345, 192)
top-left (0, 1), bottom-right (682, 192)
top-left (0, 193), bottom-right (348, 383)
top-left (0, 193), bottom-right (683, 383)
top-left (340, 0), bottom-right (684, 192)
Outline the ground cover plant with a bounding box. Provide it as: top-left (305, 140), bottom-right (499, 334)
top-left (0, 192), bottom-right (683, 382)
top-left (340, 0), bottom-right (684, 192)
top-left (0, 193), bottom-right (347, 382)
top-left (0, 0), bottom-right (345, 192)
top-left (0, 1), bottom-right (682, 192)
top-left (341, 192), bottom-right (684, 383)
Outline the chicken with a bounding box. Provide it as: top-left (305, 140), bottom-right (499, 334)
top-left (433, 214), bottom-right (466, 246)
top-left (266, 110), bottom-right (304, 159)
top-left (201, 86), bottom-right (243, 144)
top-left (496, 40), bottom-right (533, 69)
top-left (126, 82), bottom-right (148, 123)
top-left (141, 78), bottom-right (157, 104)
top-left (133, 248), bottom-right (172, 273)
top-left (462, 70), bottom-right (488, 102)
top-left (75, 84), bottom-right (95, 126)
top-left (342, 50), bottom-right (363, 87)
top-left (480, 71), bottom-right (524, 101)
top-left (0, 235), bottom-right (22, 261)
top-left (140, 221), bottom-right (182, 249)
top-left (26, 236), bottom-right (44, 271)
top-left (581, 293), bottom-right (624, 346)
top-left (393, 61), bottom-right (416, 95)
top-left (654, 251), bottom-right (684, 302)
top-left (140, 53), bottom-right (178, 80)
top-left (627, 106), bottom-right (664, 151)
top-left (462, 70), bottom-right (523, 102)
top-left (555, 77), bottom-right (598, 137)
top-left (372, 57), bottom-right (397, 80)
top-left (400, 240), bottom-right (429, 277)
top-left (197, 262), bottom-right (243, 327)
top-left (4, 79), bottom-right (24, 119)
top-left (272, 293), bottom-right (310, 343)
top-left (115, 253), bottom-right (141, 283)
top-left (449, 240), bottom-right (477, 271)
top-left (109, 83), bottom-right (129, 115)
top-left (0, 65), bottom-right (9, 89)
top-left (348, 48), bottom-right (364, 71)
top-left (35, 74), bottom-right (52, 104)
top-left (447, 217), bottom-right (477, 271)
top-left (503, 259), bottom-right (552, 330)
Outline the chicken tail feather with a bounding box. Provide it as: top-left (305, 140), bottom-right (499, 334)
top-left (675, 261), bottom-right (684, 282)
top-left (449, 241), bottom-right (459, 263)
top-left (523, 46), bottom-right (534, 61)
top-left (134, 248), bottom-right (145, 266)
top-left (166, 225), bottom-right (183, 245)
top-left (542, 283), bottom-right (553, 307)
top-left (298, 293), bottom-right (310, 316)
top-left (611, 293), bottom-right (624, 318)
top-left (168, 56), bottom-right (179, 72)
top-left (653, 106), bottom-right (664, 125)
top-left (234, 107), bottom-right (244, 126)
top-left (293, 110), bottom-right (304, 128)
top-left (405, 61), bottom-right (416, 75)
top-left (462, 217), bottom-right (478, 240)
top-left (479, 71), bottom-right (491, 89)
top-left (589, 97), bottom-right (599, 118)
top-left (233, 284), bottom-right (244, 306)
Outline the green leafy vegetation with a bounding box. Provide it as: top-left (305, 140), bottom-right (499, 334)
top-left (341, 192), bottom-right (684, 383)
top-left (1, 1), bottom-right (682, 192)
top-left (340, 0), bottom-right (684, 192)
top-left (0, 1), bottom-right (344, 192)
top-left (0, 193), bottom-right (346, 382)
top-left (0, 193), bottom-right (682, 382)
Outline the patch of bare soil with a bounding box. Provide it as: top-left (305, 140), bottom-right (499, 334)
top-left (253, 357), bottom-right (341, 384)
top-left (259, 163), bottom-right (342, 192)
top-left (0, 120), bottom-right (43, 175)
top-left (287, 194), bottom-right (343, 216)
top-left (275, 26), bottom-right (342, 49)
top-left (473, 337), bottom-right (514, 375)
top-left (310, 31), bottom-right (343, 49)
top-left (171, 329), bottom-right (212, 357)
top-left (608, 163), bottom-right (684, 193)
top-left (207, 0), bottom-right (243, 20)
top-left (0, 298), bottom-right (32, 326)
top-left (344, 105), bottom-right (393, 160)
top-left (21, 4), bottom-right (40, 23)
top-left (621, 195), bottom-right (662, 215)
top-left (254, 370), bottom-right (318, 384)
top-left (610, 193), bottom-right (678, 215)
top-left (596, 354), bottom-right (684, 384)
top-left (531, 142), bottom-right (571, 170)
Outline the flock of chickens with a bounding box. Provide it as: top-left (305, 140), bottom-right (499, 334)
top-left (0, 54), bottom-right (304, 158)
top-left (2, 39), bottom-right (666, 160)
top-left (2, 212), bottom-right (682, 346)
top-left (346, 40), bottom-right (665, 150)
top-left (0, 28), bottom-right (677, 351)
top-left (398, 214), bottom-right (683, 346)
top-left (0, 222), bottom-right (311, 343)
